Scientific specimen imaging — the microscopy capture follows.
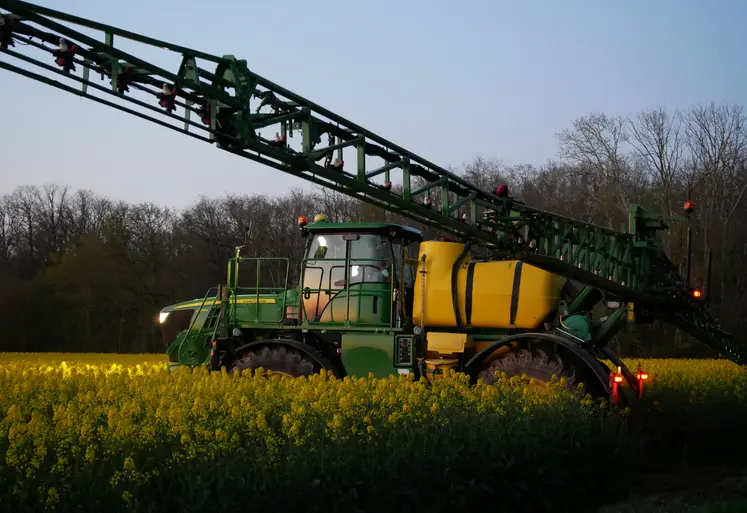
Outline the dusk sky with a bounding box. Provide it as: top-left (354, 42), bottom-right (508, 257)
top-left (1, 0), bottom-right (745, 210)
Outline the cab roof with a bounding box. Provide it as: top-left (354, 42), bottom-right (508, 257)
top-left (304, 221), bottom-right (422, 241)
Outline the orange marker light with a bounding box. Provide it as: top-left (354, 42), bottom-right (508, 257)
top-left (684, 200), bottom-right (694, 214)
top-left (610, 367), bottom-right (625, 406)
top-left (691, 288), bottom-right (702, 299)
top-left (298, 215), bottom-right (309, 228)
top-left (635, 364), bottom-right (649, 399)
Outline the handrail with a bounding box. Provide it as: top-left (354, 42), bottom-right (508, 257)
top-left (176, 286), bottom-right (218, 360)
top-left (226, 256), bottom-right (290, 324)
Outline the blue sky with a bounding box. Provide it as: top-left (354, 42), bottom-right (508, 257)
top-left (1, 0), bottom-right (745, 210)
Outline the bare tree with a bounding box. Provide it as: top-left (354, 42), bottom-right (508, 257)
top-left (458, 156), bottom-right (508, 192)
top-left (0, 195), bottom-right (18, 264)
top-left (5, 185), bottom-right (43, 278)
top-left (628, 106), bottom-right (685, 214)
top-left (684, 103), bottom-right (747, 194)
top-left (556, 113), bottom-right (634, 224)
top-left (680, 103), bottom-right (747, 311)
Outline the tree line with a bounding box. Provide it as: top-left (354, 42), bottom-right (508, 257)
top-left (1, 102), bottom-right (745, 357)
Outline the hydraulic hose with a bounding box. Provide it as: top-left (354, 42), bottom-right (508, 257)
top-left (451, 240), bottom-right (471, 331)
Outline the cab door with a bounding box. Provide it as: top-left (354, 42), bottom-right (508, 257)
top-left (317, 233), bottom-right (394, 326)
top-left (300, 233), bottom-right (347, 322)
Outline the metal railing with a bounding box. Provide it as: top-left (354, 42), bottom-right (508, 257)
top-left (176, 286), bottom-right (219, 362)
top-left (226, 256), bottom-right (290, 324)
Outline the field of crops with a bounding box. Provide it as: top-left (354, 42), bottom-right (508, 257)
top-left (1, 353), bottom-right (746, 513)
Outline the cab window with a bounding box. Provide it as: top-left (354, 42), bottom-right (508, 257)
top-left (305, 233), bottom-right (347, 289)
top-left (349, 234), bottom-right (392, 285)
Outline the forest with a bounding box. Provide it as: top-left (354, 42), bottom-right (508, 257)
top-left (1, 102), bottom-right (746, 357)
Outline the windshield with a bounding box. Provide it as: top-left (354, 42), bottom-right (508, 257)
top-left (349, 234), bottom-right (392, 285)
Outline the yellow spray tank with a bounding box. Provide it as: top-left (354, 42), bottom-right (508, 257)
top-left (412, 240), bottom-right (566, 330)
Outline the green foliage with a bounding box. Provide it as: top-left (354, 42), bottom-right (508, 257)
top-left (3, 354), bottom-right (747, 511)
top-left (0, 356), bottom-right (636, 513)
top-left (633, 358), bottom-right (747, 468)
top-left (685, 499), bottom-right (747, 513)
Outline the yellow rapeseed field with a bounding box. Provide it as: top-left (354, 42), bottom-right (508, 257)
top-left (0, 353), bottom-right (744, 512)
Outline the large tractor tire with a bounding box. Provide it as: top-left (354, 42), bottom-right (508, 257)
top-left (471, 335), bottom-right (630, 406)
top-left (478, 348), bottom-right (579, 391)
top-left (230, 345), bottom-right (321, 378)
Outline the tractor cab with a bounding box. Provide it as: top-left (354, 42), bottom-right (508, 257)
top-left (298, 214), bottom-right (422, 328)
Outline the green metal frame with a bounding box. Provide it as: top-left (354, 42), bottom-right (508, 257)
top-left (172, 286), bottom-right (221, 365)
top-left (1, 0), bottom-right (744, 365)
top-left (226, 254), bottom-right (291, 324)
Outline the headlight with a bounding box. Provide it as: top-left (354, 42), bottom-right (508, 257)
top-left (159, 312), bottom-right (170, 324)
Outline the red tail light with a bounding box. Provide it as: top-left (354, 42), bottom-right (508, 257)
top-left (634, 364), bottom-right (648, 399)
